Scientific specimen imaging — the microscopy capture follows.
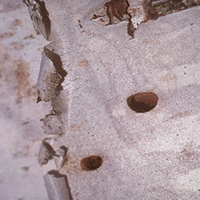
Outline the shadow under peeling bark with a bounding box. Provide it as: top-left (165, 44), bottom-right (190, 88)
top-left (22, 0), bottom-right (51, 40)
top-left (38, 138), bottom-right (58, 166)
top-left (44, 47), bottom-right (67, 92)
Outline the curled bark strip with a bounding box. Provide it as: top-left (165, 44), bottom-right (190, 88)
top-left (38, 139), bottom-right (58, 166)
top-left (38, 139), bottom-right (68, 169)
top-left (44, 170), bottom-right (73, 200)
top-left (37, 44), bottom-right (67, 102)
top-left (53, 146), bottom-right (68, 170)
top-left (92, 0), bottom-right (200, 38)
top-left (22, 0), bottom-right (51, 40)
top-left (127, 0), bottom-right (200, 37)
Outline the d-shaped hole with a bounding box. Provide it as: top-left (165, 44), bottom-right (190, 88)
top-left (127, 92), bottom-right (158, 113)
top-left (81, 155), bottom-right (103, 171)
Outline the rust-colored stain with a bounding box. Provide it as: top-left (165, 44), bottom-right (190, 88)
top-left (100, 18), bottom-right (105, 23)
top-left (160, 72), bottom-right (177, 82)
top-left (62, 156), bottom-right (80, 174)
top-left (70, 123), bottom-right (82, 132)
top-left (0, 32), bottom-right (14, 39)
top-left (9, 19), bottom-right (22, 30)
top-left (13, 144), bottom-right (30, 158)
top-left (10, 42), bottom-right (24, 50)
top-left (78, 59), bottom-right (90, 68)
top-left (169, 111), bottom-right (191, 120)
top-left (22, 166), bottom-right (30, 172)
top-left (24, 34), bottom-right (35, 40)
top-left (0, 45), bottom-right (37, 103)
top-left (81, 155), bottom-right (103, 170)
top-left (14, 59), bottom-right (37, 103)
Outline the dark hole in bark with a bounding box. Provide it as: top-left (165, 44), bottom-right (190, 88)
top-left (81, 155), bottom-right (103, 170)
top-left (127, 92), bottom-right (158, 113)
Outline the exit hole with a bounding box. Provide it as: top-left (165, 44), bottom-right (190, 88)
top-left (127, 92), bottom-right (158, 113)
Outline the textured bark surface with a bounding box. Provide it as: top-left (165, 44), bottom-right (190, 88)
top-left (24, 0), bottom-right (200, 199)
top-left (29, 1), bottom-right (200, 198)
top-left (1, 0), bottom-right (200, 199)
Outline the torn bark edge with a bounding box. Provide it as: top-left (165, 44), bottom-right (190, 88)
top-left (22, 0), bottom-right (51, 40)
top-left (37, 45), bottom-right (67, 103)
top-left (44, 170), bottom-right (73, 200)
top-left (40, 113), bottom-right (65, 136)
top-left (54, 146), bottom-right (68, 170)
top-left (44, 47), bottom-right (67, 92)
top-left (148, 0), bottom-right (200, 19)
top-left (99, 0), bottom-right (200, 38)
top-left (127, 0), bottom-right (200, 37)
top-left (38, 138), bottom-right (58, 166)
top-left (38, 139), bottom-right (68, 170)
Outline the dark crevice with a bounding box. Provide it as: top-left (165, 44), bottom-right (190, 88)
top-left (22, 0), bottom-right (51, 39)
top-left (43, 140), bottom-right (58, 158)
top-left (48, 170), bottom-right (66, 177)
top-left (35, 0), bottom-right (51, 39)
top-left (125, 0), bottom-right (136, 38)
top-left (37, 91), bottom-right (42, 103)
top-left (60, 146), bottom-right (68, 153)
top-left (127, 18), bottom-right (135, 38)
top-left (38, 139), bottom-right (59, 166)
top-left (44, 47), bottom-right (67, 93)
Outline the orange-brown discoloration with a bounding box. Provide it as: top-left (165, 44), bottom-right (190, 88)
top-left (78, 59), bottom-right (90, 68)
top-left (13, 59), bottom-right (37, 103)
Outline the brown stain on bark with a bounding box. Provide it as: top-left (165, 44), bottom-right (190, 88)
top-left (9, 19), bottom-right (22, 30)
top-left (0, 44), bottom-right (37, 103)
top-left (78, 59), bottom-right (90, 68)
top-left (14, 60), bottom-right (37, 103)
top-left (10, 42), bottom-right (24, 50)
top-left (169, 110), bottom-right (191, 120)
top-left (0, 32), bottom-right (14, 39)
top-left (22, 166), bottom-right (30, 172)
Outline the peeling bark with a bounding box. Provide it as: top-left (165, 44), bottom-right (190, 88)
top-left (44, 171), bottom-right (73, 200)
top-left (37, 44), bottom-right (67, 102)
top-left (92, 0), bottom-right (200, 37)
top-left (127, 0), bottom-right (200, 36)
top-left (23, 0), bottom-right (200, 200)
top-left (22, 0), bottom-right (51, 39)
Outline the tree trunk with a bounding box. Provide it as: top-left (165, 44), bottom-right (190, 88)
top-left (23, 0), bottom-right (200, 199)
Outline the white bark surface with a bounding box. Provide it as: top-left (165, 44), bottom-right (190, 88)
top-left (1, 0), bottom-right (200, 199)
